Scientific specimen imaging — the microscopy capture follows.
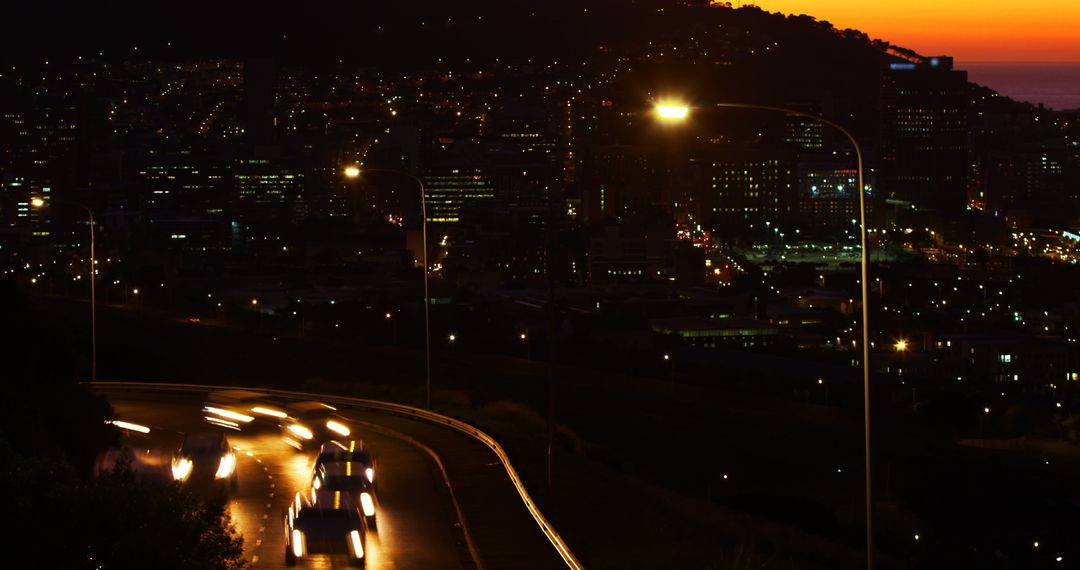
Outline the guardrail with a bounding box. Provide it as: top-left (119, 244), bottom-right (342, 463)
top-left (88, 381), bottom-right (584, 570)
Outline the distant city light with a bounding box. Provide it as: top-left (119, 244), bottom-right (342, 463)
top-left (344, 165), bottom-right (361, 178)
top-left (30, 197), bottom-right (45, 208)
top-left (894, 339), bottom-right (908, 352)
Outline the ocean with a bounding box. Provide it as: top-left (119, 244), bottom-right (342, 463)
top-left (959, 62), bottom-right (1080, 111)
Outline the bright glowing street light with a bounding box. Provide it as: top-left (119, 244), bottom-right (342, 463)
top-left (30, 196), bottom-right (45, 208)
top-left (655, 102), bottom-right (690, 121)
top-left (343, 165), bottom-right (361, 178)
top-left (894, 339), bottom-right (908, 352)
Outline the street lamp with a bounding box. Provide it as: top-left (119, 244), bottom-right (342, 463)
top-left (655, 102), bottom-right (690, 121)
top-left (894, 339), bottom-right (908, 352)
top-left (654, 101), bottom-right (874, 569)
top-left (343, 166), bottom-right (432, 409)
top-left (31, 196), bottom-right (97, 382)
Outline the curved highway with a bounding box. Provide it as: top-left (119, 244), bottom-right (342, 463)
top-left (96, 386), bottom-right (569, 570)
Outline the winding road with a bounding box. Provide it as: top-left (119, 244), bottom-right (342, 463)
top-left (94, 384), bottom-right (573, 570)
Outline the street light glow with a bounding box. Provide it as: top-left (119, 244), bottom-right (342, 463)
top-left (30, 197), bottom-right (46, 208)
top-left (344, 165), bottom-right (361, 178)
top-left (894, 339), bottom-right (908, 352)
top-left (655, 102), bottom-right (689, 121)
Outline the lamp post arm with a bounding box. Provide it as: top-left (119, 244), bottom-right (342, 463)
top-left (715, 102), bottom-right (872, 569)
top-left (350, 167), bottom-right (432, 409)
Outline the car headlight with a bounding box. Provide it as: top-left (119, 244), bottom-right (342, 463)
top-left (215, 453), bottom-right (236, 479)
top-left (288, 423), bottom-right (314, 440)
top-left (291, 529), bottom-right (304, 558)
top-left (349, 530), bottom-right (364, 559)
top-left (360, 492), bottom-right (375, 517)
top-left (250, 406), bottom-right (287, 418)
top-left (172, 457), bottom-right (193, 481)
top-left (326, 420), bottom-right (351, 437)
top-left (365, 467), bottom-right (374, 483)
top-left (203, 406), bottom-right (254, 423)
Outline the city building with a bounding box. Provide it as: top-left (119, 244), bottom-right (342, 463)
top-left (422, 166), bottom-right (495, 224)
top-left (704, 150), bottom-right (795, 236)
top-left (879, 56), bottom-right (969, 213)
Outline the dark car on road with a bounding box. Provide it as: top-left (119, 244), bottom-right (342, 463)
top-left (172, 430), bottom-right (238, 491)
top-left (281, 401), bottom-right (353, 451)
top-left (312, 461), bottom-right (377, 528)
top-left (285, 490), bottom-right (368, 566)
top-left (314, 440), bottom-right (376, 490)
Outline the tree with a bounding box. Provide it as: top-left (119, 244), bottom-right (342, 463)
top-left (0, 433), bottom-right (247, 569)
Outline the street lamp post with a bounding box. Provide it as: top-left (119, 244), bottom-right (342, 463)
top-left (31, 196), bottom-right (96, 382)
top-left (344, 166), bottom-right (432, 409)
top-left (655, 101), bottom-right (874, 569)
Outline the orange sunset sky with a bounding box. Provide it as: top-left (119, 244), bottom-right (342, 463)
top-left (752, 1), bottom-right (1080, 61)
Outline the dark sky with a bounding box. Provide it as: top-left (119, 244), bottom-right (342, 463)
top-left (3, 1), bottom-right (660, 65)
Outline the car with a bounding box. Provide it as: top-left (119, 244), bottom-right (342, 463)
top-left (281, 401), bottom-right (353, 451)
top-left (203, 389), bottom-right (288, 432)
top-left (312, 461), bottom-right (377, 527)
top-left (171, 430), bottom-right (238, 491)
top-left (314, 441), bottom-right (376, 489)
top-left (285, 489), bottom-right (368, 566)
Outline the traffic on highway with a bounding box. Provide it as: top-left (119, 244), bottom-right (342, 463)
top-left (97, 389), bottom-right (473, 569)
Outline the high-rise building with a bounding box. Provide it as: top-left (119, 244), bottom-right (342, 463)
top-left (880, 56), bottom-right (969, 213)
top-left (582, 144), bottom-right (658, 222)
top-left (136, 156), bottom-right (232, 251)
top-left (704, 151), bottom-right (795, 235)
top-left (234, 158), bottom-right (305, 226)
top-left (796, 162), bottom-right (861, 231)
top-left (422, 166), bottom-right (495, 224)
